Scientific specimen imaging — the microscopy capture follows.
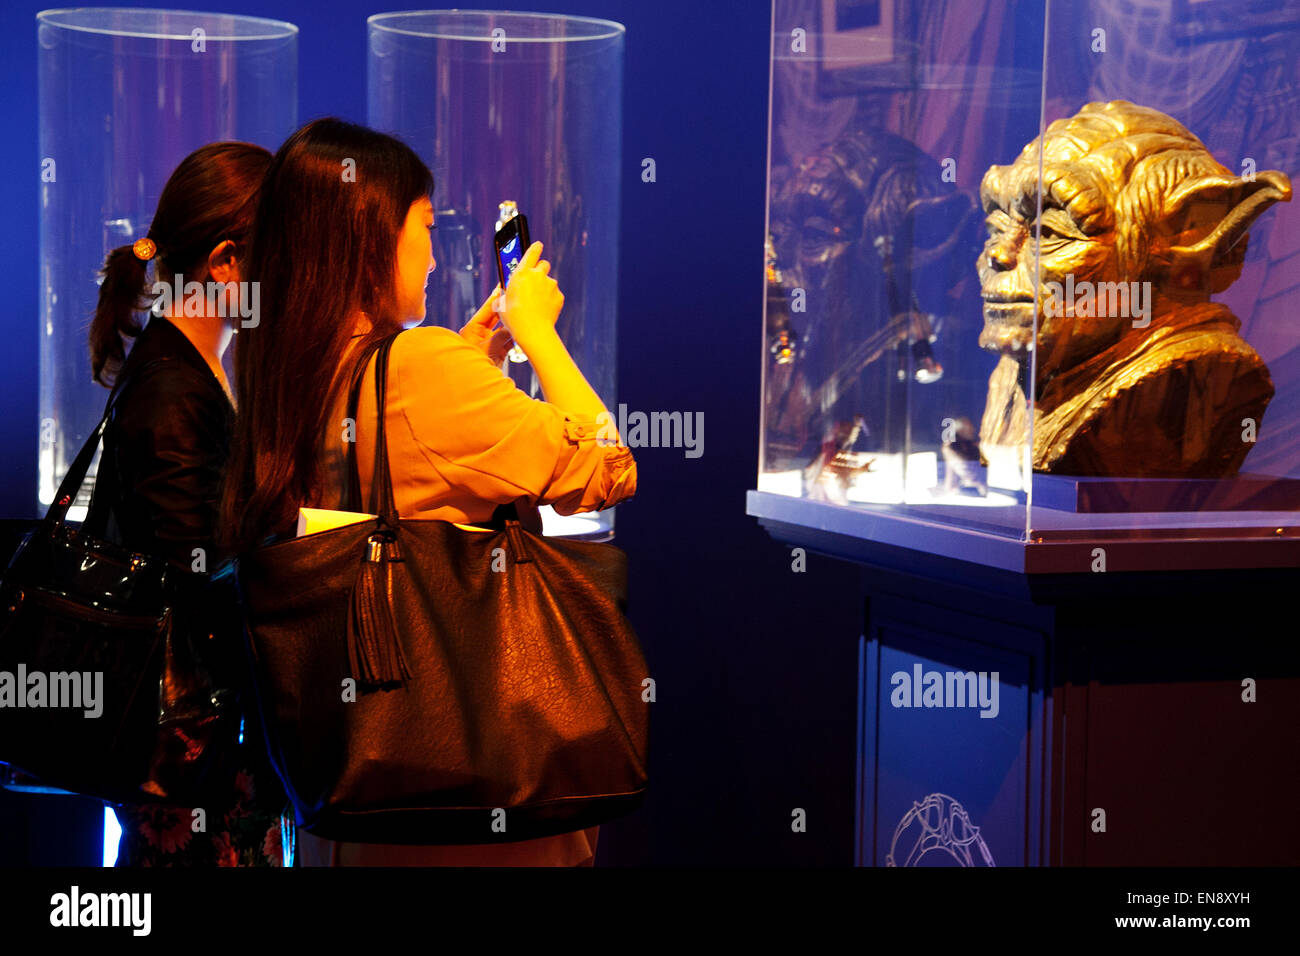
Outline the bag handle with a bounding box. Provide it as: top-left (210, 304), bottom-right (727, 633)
top-left (342, 333), bottom-right (406, 687)
top-left (344, 331), bottom-right (521, 529)
top-left (342, 330), bottom-right (532, 687)
top-left (369, 334), bottom-right (401, 528)
top-left (46, 357), bottom-right (171, 528)
top-left (343, 334), bottom-right (397, 515)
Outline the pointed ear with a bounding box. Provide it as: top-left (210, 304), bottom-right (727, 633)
top-left (1162, 170), bottom-right (1291, 293)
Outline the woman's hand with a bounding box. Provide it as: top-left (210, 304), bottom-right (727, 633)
top-left (479, 242), bottom-right (608, 427)
top-left (459, 285), bottom-right (515, 366)
top-left (498, 242), bottom-right (564, 352)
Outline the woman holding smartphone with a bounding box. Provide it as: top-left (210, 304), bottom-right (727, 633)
top-left (220, 118), bottom-right (636, 865)
top-left (85, 142), bottom-right (287, 866)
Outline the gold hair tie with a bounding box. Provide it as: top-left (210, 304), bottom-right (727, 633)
top-left (132, 238), bottom-right (157, 261)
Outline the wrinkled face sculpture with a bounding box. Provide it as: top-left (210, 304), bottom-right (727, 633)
top-left (768, 149), bottom-right (866, 332)
top-left (765, 128), bottom-right (978, 469)
top-left (977, 100), bottom-right (1290, 380)
top-left (977, 155), bottom-right (1127, 370)
top-left (770, 127), bottom-right (978, 339)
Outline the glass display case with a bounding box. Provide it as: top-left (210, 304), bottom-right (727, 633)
top-left (37, 8), bottom-right (298, 517)
top-left (752, 0), bottom-right (1300, 571)
top-left (368, 11), bottom-right (625, 541)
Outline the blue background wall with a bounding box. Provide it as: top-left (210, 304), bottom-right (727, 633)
top-left (0, 0), bottom-right (865, 865)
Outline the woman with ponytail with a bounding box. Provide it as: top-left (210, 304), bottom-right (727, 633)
top-left (83, 142), bottom-right (287, 867)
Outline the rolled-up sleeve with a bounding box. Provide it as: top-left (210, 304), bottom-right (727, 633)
top-left (391, 326), bottom-right (636, 515)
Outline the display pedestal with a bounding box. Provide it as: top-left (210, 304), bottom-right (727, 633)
top-left (748, 492), bottom-right (1300, 866)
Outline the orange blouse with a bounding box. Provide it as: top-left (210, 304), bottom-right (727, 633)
top-left (300, 324), bottom-right (637, 866)
top-left (314, 324), bottom-right (636, 526)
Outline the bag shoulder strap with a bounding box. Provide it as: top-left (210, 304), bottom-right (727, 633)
top-left (343, 329), bottom-right (521, 529)
top-left (343, 334), bottom-right (400, 515)
top-left (370, 335), bottom-right (400, 526)
top-left (48, 357), bottom-right (172, 529)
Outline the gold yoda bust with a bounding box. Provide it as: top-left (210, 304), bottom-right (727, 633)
top-left (977, 100), bottom-right (1291, 478)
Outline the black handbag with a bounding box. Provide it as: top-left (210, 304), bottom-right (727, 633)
top-left (0, 359), bottom-right (243, 806)
top-left (236, 333), bottom-right (650, 844)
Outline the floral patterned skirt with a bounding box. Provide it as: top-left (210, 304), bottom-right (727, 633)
top-left (114, 766), bottom-right (288, 867)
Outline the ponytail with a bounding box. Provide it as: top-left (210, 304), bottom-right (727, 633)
top-left (87, 141), bottom-right (272, 390)
top-left (89, 243), bottom-right (152, 387)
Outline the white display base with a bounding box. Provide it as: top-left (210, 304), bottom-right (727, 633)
top-left (757, 452), bottom-right (1020, 508)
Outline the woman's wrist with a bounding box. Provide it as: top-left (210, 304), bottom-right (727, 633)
top-left (514, 325), bottom-right (607, 421)
top-left (510, 320), bottom-right (560, 357)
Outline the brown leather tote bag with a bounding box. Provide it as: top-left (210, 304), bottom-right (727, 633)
top-left (237, 334), bottom-right (650, 844)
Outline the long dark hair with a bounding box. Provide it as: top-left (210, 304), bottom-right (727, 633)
top-left (219, 118), bottom-right (434, 554)
top-left (88, 142), bottom-right (272, 387)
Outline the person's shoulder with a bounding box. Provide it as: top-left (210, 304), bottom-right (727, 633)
top-left (114, 357), bottom-right (224, 432)
top-left (126, 356), bottom-right (217, 399)
top-left (391, 325), bottom-right (487, 370)
top-left (395, 324), bottom-right (471, 351)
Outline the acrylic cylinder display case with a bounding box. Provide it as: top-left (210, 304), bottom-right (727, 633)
top-left (37, 8), bottom-right (298, 516)
top-left (368, 10), bottom-right (625, 541)
top-left (751, 0), bottom-right (1300, 573)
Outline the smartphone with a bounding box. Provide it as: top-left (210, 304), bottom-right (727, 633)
top-left (494, 212), bottom-right (530, 290)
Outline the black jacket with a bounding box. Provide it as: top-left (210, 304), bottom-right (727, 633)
top-left (82, 317), bottom-right (287, 816)
top-left (84, 315), bottom-right (234, 572)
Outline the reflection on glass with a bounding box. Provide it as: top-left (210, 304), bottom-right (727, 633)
top-left (761, 0), bottom-right (1300, 543)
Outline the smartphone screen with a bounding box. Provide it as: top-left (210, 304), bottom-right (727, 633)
top-left (495, 212), bottom-right (529, 291)
top-left (493, 213), bottom-right (531, 363)
top-left (498, 233), bottom-right (523, 289)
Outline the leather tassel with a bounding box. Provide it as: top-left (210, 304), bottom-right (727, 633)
top-left (346, 544), bottom-right (411, 686)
